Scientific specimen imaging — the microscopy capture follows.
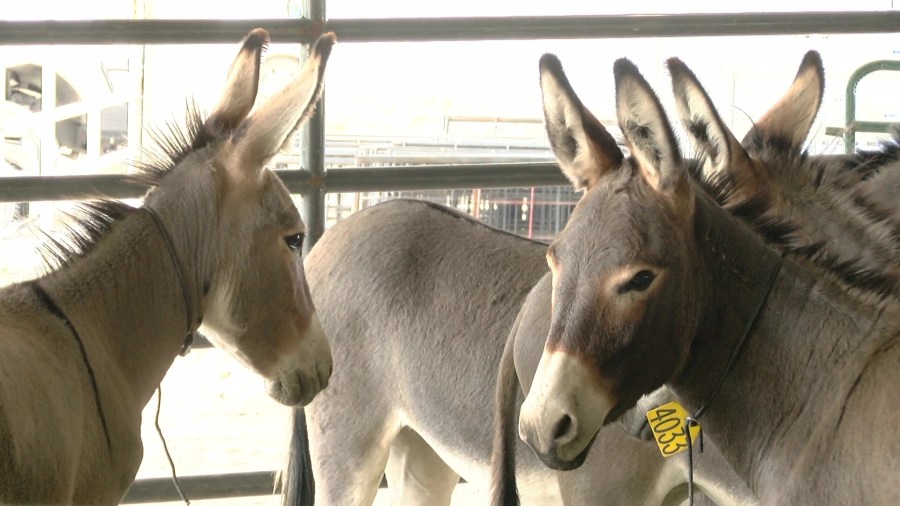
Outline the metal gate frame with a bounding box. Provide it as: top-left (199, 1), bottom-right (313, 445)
top-left (824, 59), bottom-right (900, 153)
top-left (1, 7), bottom-right (899, 503)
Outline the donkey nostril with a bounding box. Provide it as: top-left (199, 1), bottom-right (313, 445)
top-left (553, 414), bottom-right (574, 443)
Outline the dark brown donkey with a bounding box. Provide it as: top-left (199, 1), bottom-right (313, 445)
top-left (516, 55), bottom-right (900, 505)
top-left (492, 51), bottom-right (899, 506)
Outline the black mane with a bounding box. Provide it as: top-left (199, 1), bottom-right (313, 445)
top-left (690, 134), bottom-right (900, 298)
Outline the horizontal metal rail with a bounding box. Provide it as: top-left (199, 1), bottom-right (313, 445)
top-left (0, 163), bottom-right (569, 203)
top-left (0, 19), bottom-right (318, 45)
top-left (121, 470), bottom-right (432, 502)
top-left (1, 11), bottom-right (899, 45)
top-left (122, 471), bottom-right (278, 503)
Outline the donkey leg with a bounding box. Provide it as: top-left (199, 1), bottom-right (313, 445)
top-left (384, 427), bottom-right (460, 506)
top-left (306, 402), bottom-right (397, 506)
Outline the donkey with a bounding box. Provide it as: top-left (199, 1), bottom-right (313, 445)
top-left (667, 51), bottom-right (900, 297)
top-left (490, 51), bottom-right (900, 506)
top-left (517, 55), bottom-right (900, 505)
top-left (0, 29), bottom-right (335, 504)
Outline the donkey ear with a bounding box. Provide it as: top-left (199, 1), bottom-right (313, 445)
top-left (742, 51), bottom-right (824, 151)
top-left (614, 58), bottom-right (685, 195)
top-left (539, 54), bottom-right (624, 192)
top-left (667, 57), bottom-right (751, 181)
top-left (205, 28), bottom-right (269, 137)
top-left (229, 32), bottom-right (336, 173)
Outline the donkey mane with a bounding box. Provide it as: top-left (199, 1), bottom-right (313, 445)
top-left (850, 130), bottom-right (900, 241)
top-left (690, 135), bottom-right (900, 298)
top-left (35, 105), bottom-right (216, 274)
top-left (35, 200), bottom-right (135, 273)
top-left (133, 103), bottom-right (216, 188)
top-left (854, 128), bottom-right (900, 181)
top-left (686, 152), bottom-right (799, 246)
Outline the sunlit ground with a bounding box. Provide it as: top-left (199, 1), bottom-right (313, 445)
top-left (135, 349), bottom-right (482, 506)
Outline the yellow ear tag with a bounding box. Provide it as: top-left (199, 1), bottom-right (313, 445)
top-left (645, 401), bottom-right (700, 458)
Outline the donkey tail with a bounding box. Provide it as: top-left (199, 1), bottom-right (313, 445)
top-left (489, 307), bottom-right (525, 506)
top-left (280, 408), bottom-right (315, 506)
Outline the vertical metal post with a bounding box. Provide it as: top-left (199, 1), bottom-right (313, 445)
top-left (300, 0), bottom-right (327, 255)
top-left (291, 2), bottom-right (326, 503)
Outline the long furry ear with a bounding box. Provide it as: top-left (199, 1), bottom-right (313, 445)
top-left (539, 53), bottom-right (624, 191)
top-left (742, 51), bottom-right (825, 151)
top-left (667, 57), bottom-right (752, 182)
top-left (205, 28), bottom-right (269, 137)
top-left (614, 58), bottom-right (686, 196)
top-left (229, 32), bottom-right (336, 174)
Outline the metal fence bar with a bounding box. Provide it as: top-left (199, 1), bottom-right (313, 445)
top-left (0, 163), bottom-right (571, 203)
top-left (326, 11), bottom-right (900, 42)
top-left (0, 174), bottom-right (148, 203)
top-left (0, 19), bottom-right (320, 45)
top-left (300, 0), bottom-right (328, 251)
top-left (842, 59), bottom-right (900, 153)
top-left (1, 11), bottom-right (899, 45)
top-left (322, 163), bottom-right (568, 192)
top-left (121, 471), bottom-right (278, 503)
top-left (121, 469), bottom-right (424, 502)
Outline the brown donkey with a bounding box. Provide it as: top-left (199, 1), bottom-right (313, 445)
top-left (0, 30), bottom-right (334, 504)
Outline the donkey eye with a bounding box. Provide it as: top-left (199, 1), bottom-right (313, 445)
top-left (284, 233), bottom-right (304, 251)
top-left (618, 269), bottom-right (656, 294)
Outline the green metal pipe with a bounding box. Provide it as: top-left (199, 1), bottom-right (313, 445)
top-left (842, 59), bottom-right (900, 153)
top-left (1, 12), bottom-right (898, 45)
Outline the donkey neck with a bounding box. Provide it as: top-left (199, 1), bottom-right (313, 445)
top-left (672, 190), bottom-right (895, 500)
top-left (37, 207), bottom-right (209, 412)
top-left (671, 190), bottom-right (782, 415)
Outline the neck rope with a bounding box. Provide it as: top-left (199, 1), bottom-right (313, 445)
top-left (143, 206), bottom-right (197, 355)
top-left (684, 257), bottom-right (783, 505)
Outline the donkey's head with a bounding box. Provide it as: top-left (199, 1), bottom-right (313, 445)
top-left (144, 29), bottom-right (335, 406)
top-left (517, 55), bottom-right (705, 470)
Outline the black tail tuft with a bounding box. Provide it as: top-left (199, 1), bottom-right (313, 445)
top-left (281, 408), bottom-right (315, 506)
top-left (489, 311), bottom-right (524, 506)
